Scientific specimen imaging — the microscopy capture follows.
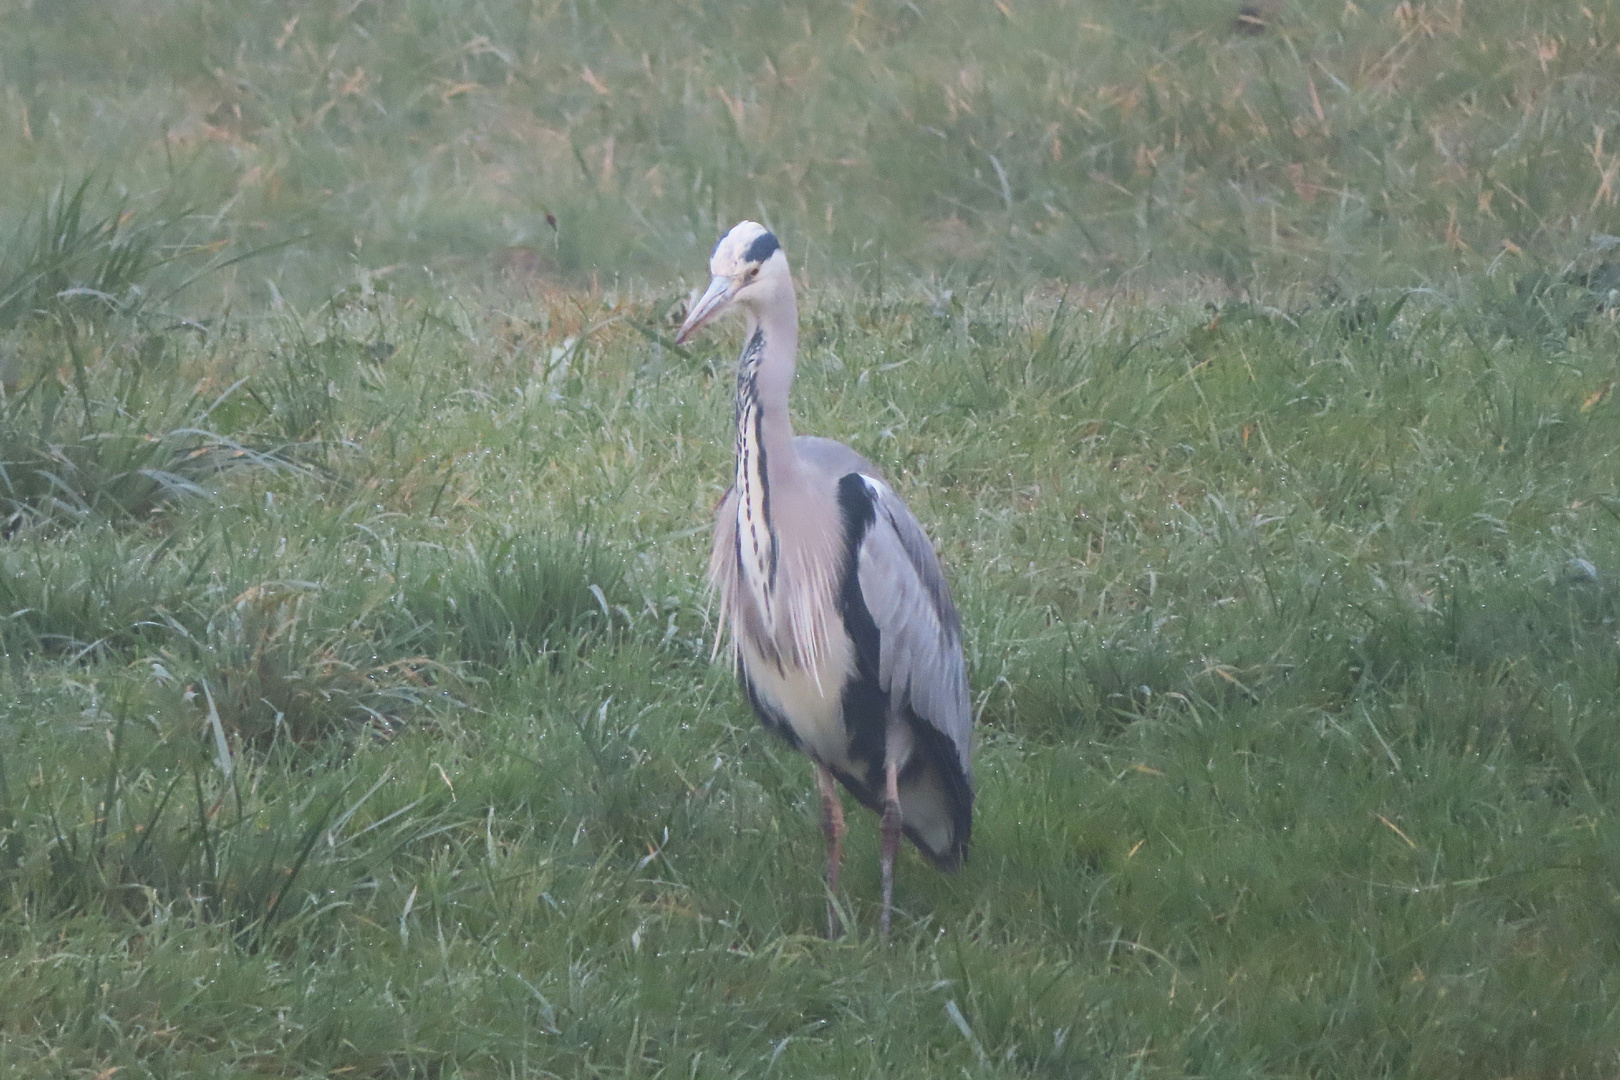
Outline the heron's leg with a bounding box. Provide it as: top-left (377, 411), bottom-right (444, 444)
top-left (879, 755), bottom-right (902, 940)
top-left (816, 763), bottom-right (845, 938)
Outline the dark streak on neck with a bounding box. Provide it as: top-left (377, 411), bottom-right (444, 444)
top-left (755, 406), bottom-right (776, 583)
top-left (735, 326), bottom-right (777, 588)
top-left (736, 327), bottom-right (765, 390)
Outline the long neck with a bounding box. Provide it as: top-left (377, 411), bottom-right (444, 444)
top-left (733, 292), bottom-right (799, 598)
top-left (736, 296), bottom-right (799, 456)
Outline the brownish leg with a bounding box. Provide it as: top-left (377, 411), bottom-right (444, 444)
top-left (879, 756), bottom-right (901, 940)
top-left (816, 763), bottom-right (846, 938)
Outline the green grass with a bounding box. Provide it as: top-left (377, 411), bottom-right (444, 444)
top-left (3, 280), bottom-right (1619, 1077)
top-left (4, 2), bottom-right (1620, 1077)
top-left (3, 0), bottom-right (1619, 297)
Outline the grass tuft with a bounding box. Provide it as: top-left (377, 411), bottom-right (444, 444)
top-left (0, 178), bottom-right (169, 334)
top-left (416, 530), bottom-right (630, 668)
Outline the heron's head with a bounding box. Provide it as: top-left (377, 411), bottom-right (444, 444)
top-left (674, 221), bottom-right (789, 344)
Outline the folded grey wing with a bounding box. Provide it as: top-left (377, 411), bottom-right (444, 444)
top-left (852, 476), bottom-right (972, 780)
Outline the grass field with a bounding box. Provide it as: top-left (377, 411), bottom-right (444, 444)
top-left (6, 0), bottom-right (1620, 295)
top-left (4, 2), bottom-right (1620, 1078)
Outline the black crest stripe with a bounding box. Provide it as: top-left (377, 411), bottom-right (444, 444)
top-left (744, 231), bottom-right (780, 264)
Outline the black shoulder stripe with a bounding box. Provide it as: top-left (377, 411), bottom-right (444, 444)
top-left (835, 473), bottom-right (887, 779)
top-left (836, 472), bottom-right (875, 543)
top-left (744, 231), bottom-right (780, 265)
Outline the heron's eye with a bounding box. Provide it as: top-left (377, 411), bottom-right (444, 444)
top-left (745, 266), bottom-right (760, 283)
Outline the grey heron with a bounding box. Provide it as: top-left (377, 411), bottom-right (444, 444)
top-left (675, 221), bottom-right (973, 938)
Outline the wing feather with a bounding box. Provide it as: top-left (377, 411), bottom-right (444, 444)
top-left (854, 477), bottom-right (972, 778)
